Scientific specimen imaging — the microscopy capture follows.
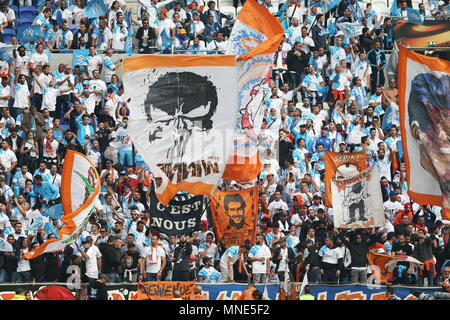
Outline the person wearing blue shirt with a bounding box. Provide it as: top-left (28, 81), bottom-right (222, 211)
top-left (33, 174), bottom-right (59, 209)
top-left (314, 127), bottom-right (332, 152)
top-left (203, 14), bottom-right (222, 43)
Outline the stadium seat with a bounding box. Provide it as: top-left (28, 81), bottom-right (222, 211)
top-left (19, 6), bottom-right (37, 23)
top-left (3, 28), bottom-right (16, 37)
top-left (18, 21), bottom-right (33, 28)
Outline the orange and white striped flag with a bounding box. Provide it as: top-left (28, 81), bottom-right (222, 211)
top-left (223, 0), bottom-right (284, 182)
top-left (24, 151), bottom-right (100, 259)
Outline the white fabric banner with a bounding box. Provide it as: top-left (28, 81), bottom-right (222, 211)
top-left (123, 56), bottom-right (239, 204)
top-left (331, 165), bottom-right (385, 229)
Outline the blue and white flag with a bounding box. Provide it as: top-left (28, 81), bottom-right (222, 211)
top-left (0, 236), bottom-right (13, 252)
top-left (124, 10), bottom-right (133, 56)
top-left (328, 21), bottom-right (336, 37)
top-left (326, 0), bottom-right (340, 13)
top-left (85, 0), bottom-right (109, 19)
top-left (44, 220), bottom-right (59, 238)
top-left (337, 22), bottom-right (363, 39)
top-left (406, 8), bottom-right (423, 25)
top-left (160, 28), bottom-right (173, 52)
top-left (445, 4), bottom-right (450, 14)
top-left (41, 203), bottom-right (63, 220)
top-left (28, 209), bottom-right (46, 235)
top-left (0, 49), bottom-right (13, 62)
top-left (277, 2), bottom-right (290, 31)
top-left (72, 48), bottom-right (89, 70)
top-left (18, 25), bottom-right (42, 43)
top-left (382, 103), bottom-right (395, 130)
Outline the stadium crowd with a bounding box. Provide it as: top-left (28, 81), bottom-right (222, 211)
top-left (0, 0), bottom-right (448, 302)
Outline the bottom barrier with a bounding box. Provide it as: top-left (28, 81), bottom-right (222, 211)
top-left (0, 282), bottom-right (441, 300)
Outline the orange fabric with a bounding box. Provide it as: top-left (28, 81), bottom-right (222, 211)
top-left (235, 0), bottom-right (284, 61)
top-left (421, 259), bottom-right (436, 278)
top-left (222, 152), bottom-right (263, 182)
top-left (188, 294), bottom-right (207, 300)
top-left (324, 151), bottom-right (366, 207)
top-left (136, 281), bottom-right (196, 300)
top-left (394, 210), bottom-right (413, 225)
top-left (238, 288), bottom-right (255, 300)
top-left (368, 251), bottom-right (402, 283)
top-left (123, 55), bottom-right (236, 72)
top-left (398, 45), bottom-right (450, 221)
top-left (210, 186), bottom-right (258, 249)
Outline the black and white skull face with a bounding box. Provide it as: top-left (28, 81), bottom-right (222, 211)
top-left (144, 72), bottom-right (218, 159)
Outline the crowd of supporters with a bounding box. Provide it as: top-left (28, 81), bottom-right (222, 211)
top-left (0, 0), bottom-right (448, 302)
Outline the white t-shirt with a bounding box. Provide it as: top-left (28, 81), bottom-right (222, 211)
top-left (14, 83), bottom-right (29, 109)
top-left (0, 148), bottom-right (17, 169)
top-left (84, 245), bottom-right (102, 279)
top-left (30, 53), bottom-right (49, 68)
top-left (42, 87), bottom-right (61, 111)
top-left (248, 244), bottom-right (271, 274)
top-left (17, 248), bottom-right (31, 272)
top-left (268, 199), bottom-right (289, 214)
top-left (144, 245), bottom-right (166, 273)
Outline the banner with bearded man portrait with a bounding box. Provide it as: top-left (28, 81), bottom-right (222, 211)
top-left (210, 186), bottom-right (258, 249)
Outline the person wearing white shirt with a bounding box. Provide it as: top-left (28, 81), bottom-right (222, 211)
top-left (86, 46), bottom-right (103, 78)
top-left (293, 27), bottom-right (315, 54)
top-left (48, 164), bottom-right (61, 191)
top-left (30, 44), bottom-right (49, 71)
top-left (156, 10), bottom-right (176, 51)
top-left (206, 32), bottom-right (227, 54)
top-left (111, 12), bottom-right (128, 51)
top-left (268, 191), bottom-right (289, 216)
top-left (141, 234), bottom-right (166, 280)
top-left (13, 73), bottom-right (30, 111)
top-left (78, 239), bottom-right (102, 283)
top-left (247, 234), bottom-right (271, 283)
top-left (0, 76), bottom-right (12, 108)
top-left (138, 0), bottom-right (176, 23)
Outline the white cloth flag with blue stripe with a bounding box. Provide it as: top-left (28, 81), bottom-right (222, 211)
top-left (336, 22), bottom-right (363, 39)
top-left (0, 236), bottom-right (13, 252)
top-left (86, 0), bottom-right (109, 19)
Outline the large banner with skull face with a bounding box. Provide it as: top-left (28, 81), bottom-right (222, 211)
top-left (330, 165), bottom-right (385, 229)
top-left (397, 46), bottom-right (450, 221)
top-left (123, 56), bottom-right (238, 205)
top-left (210, 186), bottom-right (258, 249)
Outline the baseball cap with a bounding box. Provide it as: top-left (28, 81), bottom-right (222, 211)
top-left (438, 1), bottom-right (445, 5)
top-left (9, 214), bottom-right (18, 221)
top-left (203, 256), bottom-right (212, 264)
top-left (390, 190), bottom-right (398, 196)
top-left (179, 28), bottom-right (187, 34)
top-left (83, 80), bottom-right (90, 85)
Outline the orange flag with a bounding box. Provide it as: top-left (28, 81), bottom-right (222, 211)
top-left (210, 186), bottom-right (258, 249)
top-left (324, 151), bottom-right (366, 207)
top-left (136, 281), bottom-right (196, 300)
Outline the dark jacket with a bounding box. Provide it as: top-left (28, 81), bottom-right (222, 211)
top-left (135, 26), bottom-right (157, 50)
top-left (338, 231), bottom-right (382, 267)
top-left (173, 241), bottom-right (192, 272)
top-left (6, 135), bottom-right (23, 155)
top-left (286, 48), bottom-right (308, 73)
top-left (99, 243), bottom-right (121, 274)
top-left (272, 246), bottom-right (296, 273)
top-left (310, 24), bottom-right (327, 50)
top-left (72, 31), bottom-right (93, 49)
